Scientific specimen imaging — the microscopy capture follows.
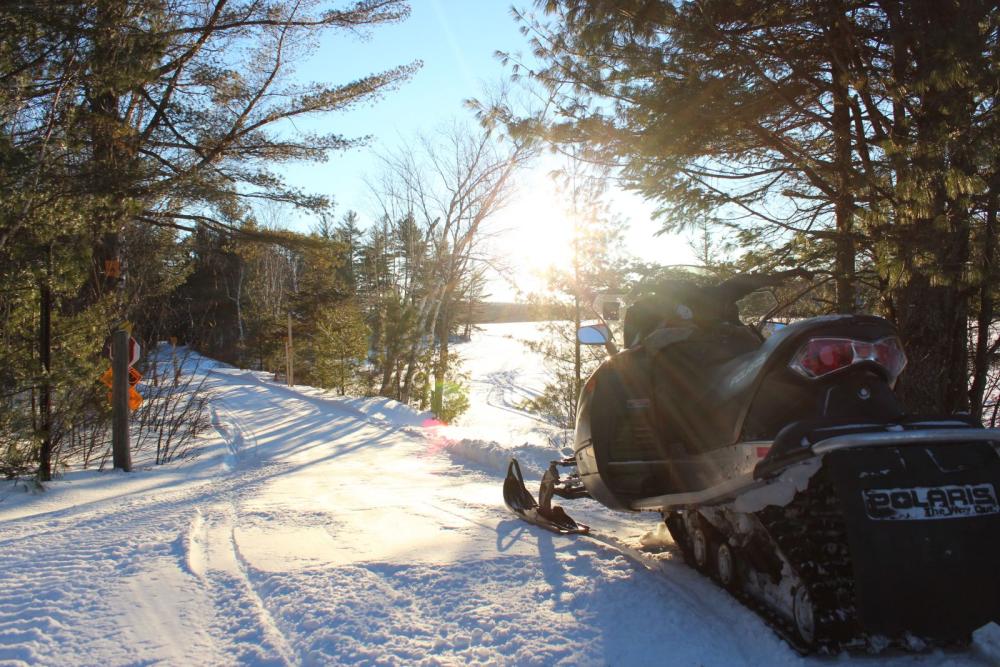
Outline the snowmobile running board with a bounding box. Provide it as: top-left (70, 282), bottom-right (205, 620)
top-left (503, 458), bottom-right (589, 535)
top-left (630, 473), bottom-right (764, 511)
top-left (631, 427), bottom-right (1000, 512)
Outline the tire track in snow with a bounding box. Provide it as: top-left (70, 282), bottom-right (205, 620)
top-left (209, 366), bottom-right (423, 433)
top-left (210, 400), bottom-right (260, 468)
top-left (477, 368), bottom-right (551, 425)
top-left (0, 441), bottom-right (293, 665)
top-left (0, 498), bottom-right (205, 664)
top-left (194, 384), bottom-right (423, 666)
top-left (0, 358), bottom-right (435, 665)
top-left (180, 504), bottom-right (298, 666)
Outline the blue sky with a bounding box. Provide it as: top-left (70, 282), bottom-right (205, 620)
top-left (276, 1), bottom-right (695, 298)
top-left (279, 1), bottom-right (529, 214)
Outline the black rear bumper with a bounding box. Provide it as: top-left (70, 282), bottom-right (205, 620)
top-left (825, 441), bottom-right (1000, 640)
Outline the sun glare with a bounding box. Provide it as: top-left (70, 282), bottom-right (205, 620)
top-left (488, 165), bottom-right (699, 300)
top-left (489, 175), bottom-right (575, 297)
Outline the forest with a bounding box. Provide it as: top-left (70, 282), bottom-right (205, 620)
top-left (2, 0), bottom-right (999, 482)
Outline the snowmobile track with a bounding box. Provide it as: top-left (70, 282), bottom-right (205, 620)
top-left (755, 470), bottom-right (860, 654)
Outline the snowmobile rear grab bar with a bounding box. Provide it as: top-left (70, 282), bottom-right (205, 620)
top-left (810, 427), bottom-right (1000, 454)
top-left (775, 427), bottom-right (1000, 473)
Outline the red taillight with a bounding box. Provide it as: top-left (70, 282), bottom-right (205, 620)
top-left (872, 337), bottom-right (907, 380)
top-left (791, 338), bottom-right (854, 377)
top-left (790, 336), bottom-right (907, 385)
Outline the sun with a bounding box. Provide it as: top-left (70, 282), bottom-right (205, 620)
top-left (489, 172), bottom-right (575, 296)
top-left (484, 164), bottom-right (700, 301)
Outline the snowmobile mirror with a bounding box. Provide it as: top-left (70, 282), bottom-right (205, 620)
top-left (578, 324), bottom-right (611, 345)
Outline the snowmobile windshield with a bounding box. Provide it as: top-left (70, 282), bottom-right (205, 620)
top-left (624, 281), bottom-right (739, 347)
top-left (624, 270), bottom-right (811, 347)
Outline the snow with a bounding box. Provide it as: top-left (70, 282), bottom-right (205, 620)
top-left (448, 322), bottom-right (566, 447)
top-left (734, 459), bottom-right (823, 514)
top-left (1, 323), bottom-right (999, 666)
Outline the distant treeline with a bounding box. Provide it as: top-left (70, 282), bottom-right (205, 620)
top-left (472, 302), bottom-right (572, 324)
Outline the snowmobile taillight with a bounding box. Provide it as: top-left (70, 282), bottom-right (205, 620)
top-left (789, 336), bottom-right (907, 384)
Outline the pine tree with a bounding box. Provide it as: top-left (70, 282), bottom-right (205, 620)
top-left (311, 301), bottom-right (370, 395)
top-left (336, 211), bottom-right (364, 292)
top-left (510, 0), bottom-right (1000, 415)
top-left (0, 1), bottom-right (418, 478)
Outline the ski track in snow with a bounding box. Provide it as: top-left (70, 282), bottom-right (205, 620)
top-left (0, 328), bottom-right (998, 666)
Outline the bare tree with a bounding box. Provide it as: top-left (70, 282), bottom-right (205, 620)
top-left (368, 119), bottom-right (537, 412)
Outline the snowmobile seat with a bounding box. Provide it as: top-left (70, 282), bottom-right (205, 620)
top-left (582, 324), bottom-right (770, 503)
top-left (642, 321), bottom-right (772, 453)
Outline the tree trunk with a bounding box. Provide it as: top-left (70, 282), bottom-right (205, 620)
top-left (85, 2), bottom-right (131, 308)
top-left (37, 248), bottom-right (52, 481)
top-left (379, 362), bottom-right (395, 398)
top-left (286, 312), bottom-right (293, 386)
top-left (464, 297), bottom-right (474, 338)
top-left (970, 193), bottom-right (997, 421)
top-left (401, 289), bottom-right (444, 404)
top-left (573, 292), bottom-right (581, 409)
top-left (889, 2), bottom-right (976, 416)
top-left (234, 262), bottom-right (245, 346)
top-left (377, 302), bottom-right (394, 396)
top-left (829, 3), bottom-right (856, 313)
top-left (893, 275), bottom-right (969, 414)
top-left (572, 192), bottom-right (582, 409)
top-left (432, 305), bottom-right (451, 418)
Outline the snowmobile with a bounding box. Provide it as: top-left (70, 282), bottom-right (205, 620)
top-left (503, 271), bottom-right (1000, 653)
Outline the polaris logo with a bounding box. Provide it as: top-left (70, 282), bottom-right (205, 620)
top-left (863, 484), bottom-right (1000, 521)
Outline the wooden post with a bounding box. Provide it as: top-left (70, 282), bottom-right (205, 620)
top-left (286, 312), bottom-right (293, 386)
top-left (111, 330), bottom-right (132, 471)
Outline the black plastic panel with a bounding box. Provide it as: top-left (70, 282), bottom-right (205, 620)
top-left (826, 445), bottom-right (1000, 639)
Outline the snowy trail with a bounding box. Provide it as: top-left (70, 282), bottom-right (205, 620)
top-left (2, 341), bottom-right (999, 665)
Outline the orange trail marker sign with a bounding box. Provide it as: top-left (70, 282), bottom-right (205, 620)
top-left (128, 387), bottom-right (142, 410)
top-left (105, 387), bottom-right (143, 410)
top-left (104, 259), bottom-right (121, 279)
top-left (100, 367), bottom-right (142, 394)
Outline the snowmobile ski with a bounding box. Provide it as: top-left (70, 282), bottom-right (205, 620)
top-left (503, 458), bottom-right (589, 535)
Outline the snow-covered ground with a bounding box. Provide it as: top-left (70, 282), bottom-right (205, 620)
top-left (434, 322), bottom-right (571, 477)
top-left (1, 323), bottom-right (998, 666)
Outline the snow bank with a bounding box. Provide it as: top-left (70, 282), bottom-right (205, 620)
top-left (433, 436), bottom-right (565, 478)
top-left (336, 396), bottom-right (431, 428)
top-left (206, 364), bottom-right (432, 430)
